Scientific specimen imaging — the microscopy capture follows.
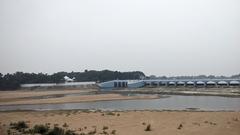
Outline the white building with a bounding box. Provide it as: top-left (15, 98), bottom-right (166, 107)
top-left (98, 80), bottom-right (145, 89)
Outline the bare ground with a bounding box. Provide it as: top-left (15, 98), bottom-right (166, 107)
top-left (0, 111), bottom-right (239, 135)
top-left (0, 89), bottom-right (159, 105)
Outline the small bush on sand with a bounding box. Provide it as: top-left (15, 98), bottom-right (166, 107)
top-left (33, 124), bottom-right (49, 134)
top-left (47, 127), bottom-right (65, 135)
top-left (102, 130), bottom-right (108, 135)
top-left (111, 129), bottom-right (116, 135)
top-left (10, 121), bottom-right (28, 131)
top-left (65, 130), bottom-right (77, 135)
top-left (23, 128), bottom-right (35, 134)
top-left (177, 124), bottom-right (183, 130)
top-left (145, 124), bottom-right (152, 131)
top-left (7, 129), bottom-right (11, 135)
top-left (88, 128), bottom-right (97, 135)
top-left (103, 126), bottom-right (108, 130)
top-left (106, 112), bottom-right (115, 116)
top-left (63, 123), bottom-right (69, 128)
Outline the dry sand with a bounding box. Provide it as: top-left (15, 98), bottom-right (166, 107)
top-left (0, 89), bottom-right (97, 99)
top-left (0, 89), bottom-right (159, 105)
top-left (0, 110), bottom-right (239, 135)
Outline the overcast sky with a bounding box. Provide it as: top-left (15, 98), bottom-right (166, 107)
top-left (0, 0), bottom-right (239, 76)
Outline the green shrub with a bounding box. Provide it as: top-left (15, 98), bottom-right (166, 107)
top-left (10, 121), bottom-right (28, 131)
top-left (65, 130), bottom-right (77, 135)
top-left (47, 127), bottom-right (65, 135)
top-left (33, 124), bottom-right (49, 134)
top-left (23, 129), bottom-right (34, 134)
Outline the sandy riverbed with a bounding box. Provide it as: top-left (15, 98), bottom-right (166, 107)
top-left (0, 89), bottom-right (159, 105)
top-left (0, 110), bottom-right (239, 135)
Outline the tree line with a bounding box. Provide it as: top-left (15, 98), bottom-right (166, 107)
top-left (0, 70), bottom-right (145, 90)
top-left (0, 70), bottom-right (239, 90)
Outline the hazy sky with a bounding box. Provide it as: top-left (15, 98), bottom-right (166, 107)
top-left (0, 0), bottom-right (239, 76)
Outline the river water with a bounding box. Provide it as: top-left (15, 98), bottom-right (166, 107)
top-left (0, 95), bottom-right (240, 111)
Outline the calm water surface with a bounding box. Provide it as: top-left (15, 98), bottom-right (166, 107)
top-left (0, 95), bottom-right (240, 111)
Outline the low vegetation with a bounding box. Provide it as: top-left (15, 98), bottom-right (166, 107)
top-left (10, 121), bottom-right (28, 131)
top-left (145, 124), bottom-right (152, 131)
top-left (6, 121), bottom-right (117, 135)
top-left (33, 124), bottom-right (49, 134)
top-left (102, 126), bottom-right (109, 130)
top-left (8, 121), bottom-right (76, 135)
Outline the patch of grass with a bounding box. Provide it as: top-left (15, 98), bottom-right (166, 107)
top-left (63, 123), bottom-right (69, 128)
top-left (7, 129), bottom-right (11, 135)
top-left (106, 112), bottom-right (115, 116)
top-left (10, 121), bottom-right (29, 131)
top-left (102, 130), bottom-right (108, 135)
top-left (65, 129), bottom-right (78, 135)
top-left (111, 129), bottom-right (116, 135)
top-left (177, 124), bottom-right (183, 130)
top-left (8, 121), bottom-right (80, 135)
top-left (47, 127), bottom-right (65, 135)
top-left (46, 123), bottom-right (51, 126)
top-left (145, 124), bottom-right (152, 131)
top-left (23, 128), bottom-right (34, 134)
top-left (88, 128), bottom-right (97, 135)
top-left (33, 124), bottom-right (49, 134)
top-left (103, 126), bottom-right (109, 130)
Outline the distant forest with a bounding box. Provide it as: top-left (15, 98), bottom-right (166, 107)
top-left (0, 70), bottom-right (145, 90)
top-left (0, 70), bottom-right (239, 90)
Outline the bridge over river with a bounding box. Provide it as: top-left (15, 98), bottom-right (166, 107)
top-left (144, 79), bottom-right (240, 87)
top-left (99, 79), bottom-right (240, 89)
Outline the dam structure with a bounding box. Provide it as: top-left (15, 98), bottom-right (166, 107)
top-left (98, 79), bottom-right (240, 89)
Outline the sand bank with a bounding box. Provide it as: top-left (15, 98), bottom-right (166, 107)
top-left (0, 89), bottom-right (158, 105)
top-left (0, 110), bottom-right (239, 135)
